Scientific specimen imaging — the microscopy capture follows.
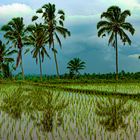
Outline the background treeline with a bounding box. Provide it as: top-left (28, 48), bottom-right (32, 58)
top-left (2, 71), bottom-right (139, 83)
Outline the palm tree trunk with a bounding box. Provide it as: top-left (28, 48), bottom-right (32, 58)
top-left (115, 33), bottom-right (118, 81)
top-left (20, 54), bottom-right (24, 80)
top-left (39, 51), bottom-right (42, 81)
top-left (52, 41), bottom-right (60, 78)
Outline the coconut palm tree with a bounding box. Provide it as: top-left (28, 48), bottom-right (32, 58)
top-left (0, 40), bottom-right (17, 78)
top-left (97, 6), bottom-right (135, 80)
top-left (67, 58), bottom-right (86, 78)
top-left (25, 23), bottom-right (50, 81)
top-left (1, 17), bottom-right (26, 80)
top-left (32, 3), bottom-right (71, 78)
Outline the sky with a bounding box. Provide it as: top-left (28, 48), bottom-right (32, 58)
top-left (0, 0), bottom-right (140, 75)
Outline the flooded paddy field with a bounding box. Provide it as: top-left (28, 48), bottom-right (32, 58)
top-left (0, 83), bottom-right (140, 140)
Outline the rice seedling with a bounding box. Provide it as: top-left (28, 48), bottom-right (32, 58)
top-left (0, 83), bottom-right (140, 139)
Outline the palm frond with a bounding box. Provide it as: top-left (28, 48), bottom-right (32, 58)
top-left (121, 22), bottom-right (135, 35)
top-left (36, 8), bottom-right (43, 13)
top-left (108, 32), bottom-right (115, 46)
top-left (97, 21), bottom-right (111, 29)
top-left (120, 10), bottom-right (131, 22)
top-left (98, 27), bottom-right (111, 37)
top-left (55, 33), bottom-right (62, 48)
top-left (101, 12), bottom-right (115, 21)
top-left (6, 50), bottom-right (18, 56)
top-left (118, 29), bottom-right (131, 45)
top-left (32, 16), bottom-right (39, 22)
top-left (58, 10), bottom-right (65, 15)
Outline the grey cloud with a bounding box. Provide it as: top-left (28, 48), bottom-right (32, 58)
top-left (0, 0), bottom-right (140, 75)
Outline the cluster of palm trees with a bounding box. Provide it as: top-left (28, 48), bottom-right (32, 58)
top-left (0, 4), bottom-right (137, 81)
top-left (0, 3), bottom-right (70, 80)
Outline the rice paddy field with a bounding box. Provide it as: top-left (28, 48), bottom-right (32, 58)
top-left (0, 82), bottom-right (140, 140)
top-left (63, 83), bottom-right (140, 94)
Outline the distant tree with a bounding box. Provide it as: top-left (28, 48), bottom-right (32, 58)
top-left (97, 6), bottom-right (135, 80)
top-left (32, 3), bottom-right (71, 78)
top-left (25, 23), bottom-right (50, 81)
top-left (0, 40), bottom-right (17, 78)
top-left (67, 58), bottom-right (86, 78)
top-left (1, 17), bottom-right (26, 80)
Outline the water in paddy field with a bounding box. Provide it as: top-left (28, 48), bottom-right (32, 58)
top-left (0, 85), bottom-right (140, 140)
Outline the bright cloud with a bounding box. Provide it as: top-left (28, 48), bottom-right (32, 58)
top-left (0, 3), bottom-right (34, 23)
top-left (128, 54), bottom-right (140, 59)
top-left (114, 0), bottom-right (138, 8)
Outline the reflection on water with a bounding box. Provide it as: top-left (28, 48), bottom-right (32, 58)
top-left (0, 85), bottom-right (140, 140)
top-left (95, 97), bottom-right (132, 131)
top-left (39, 92), bottom-right (68, 132)
top-left (0, 87), bottom-right (25, 119)
top-left (0, 87), bottom-right (68, 139)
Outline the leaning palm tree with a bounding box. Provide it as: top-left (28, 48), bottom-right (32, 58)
top-left (32, 3), bottom-right (71, 78)
top-left (25, 23), bottom-right (50, 81)
top-left (0, 40), bottom-right (17, 78)
top-left (67, 58), bottom-right (86, 77)
top-left (1, 17), bottom-right (26, 80)
top-left (97, 6), bottom-right (135, 80)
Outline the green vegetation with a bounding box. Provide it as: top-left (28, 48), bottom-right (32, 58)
top-left (0, 40), bottom-right (16, 78)
top-left (0, 4), bottom-right (138, 81)
top-left (97, 6), bottom-right (135, 80)
top-left (32, 3), bottom-right (71, 78)
top-left (1, 17), bottom-right (26, 80)
top-left (95, 97), bottom-right (132, 132)
top-left (1, 3), bottom-right (71, 79)
top-left (25, 23), bottom-right (50, 81)
top-left (0, 83), bottom-right (139, 139)
top-left (0, 3), bottom-right (139, 140)
top-left (67, 58), bottom-right (86, 78)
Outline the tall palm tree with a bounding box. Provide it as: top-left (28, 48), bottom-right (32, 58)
top-left (0, 40), bottom-right (17, 78)
top-left (25, 23), bottom-right (50, 81)
top-left (1, 17), bottom-right (26, 80)
top-left (67, 58), bottom-right (86, 77)
top-left (97, 6), bottom-right (135, 80)
top-left (32, 3), bottom-right (71, 78)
